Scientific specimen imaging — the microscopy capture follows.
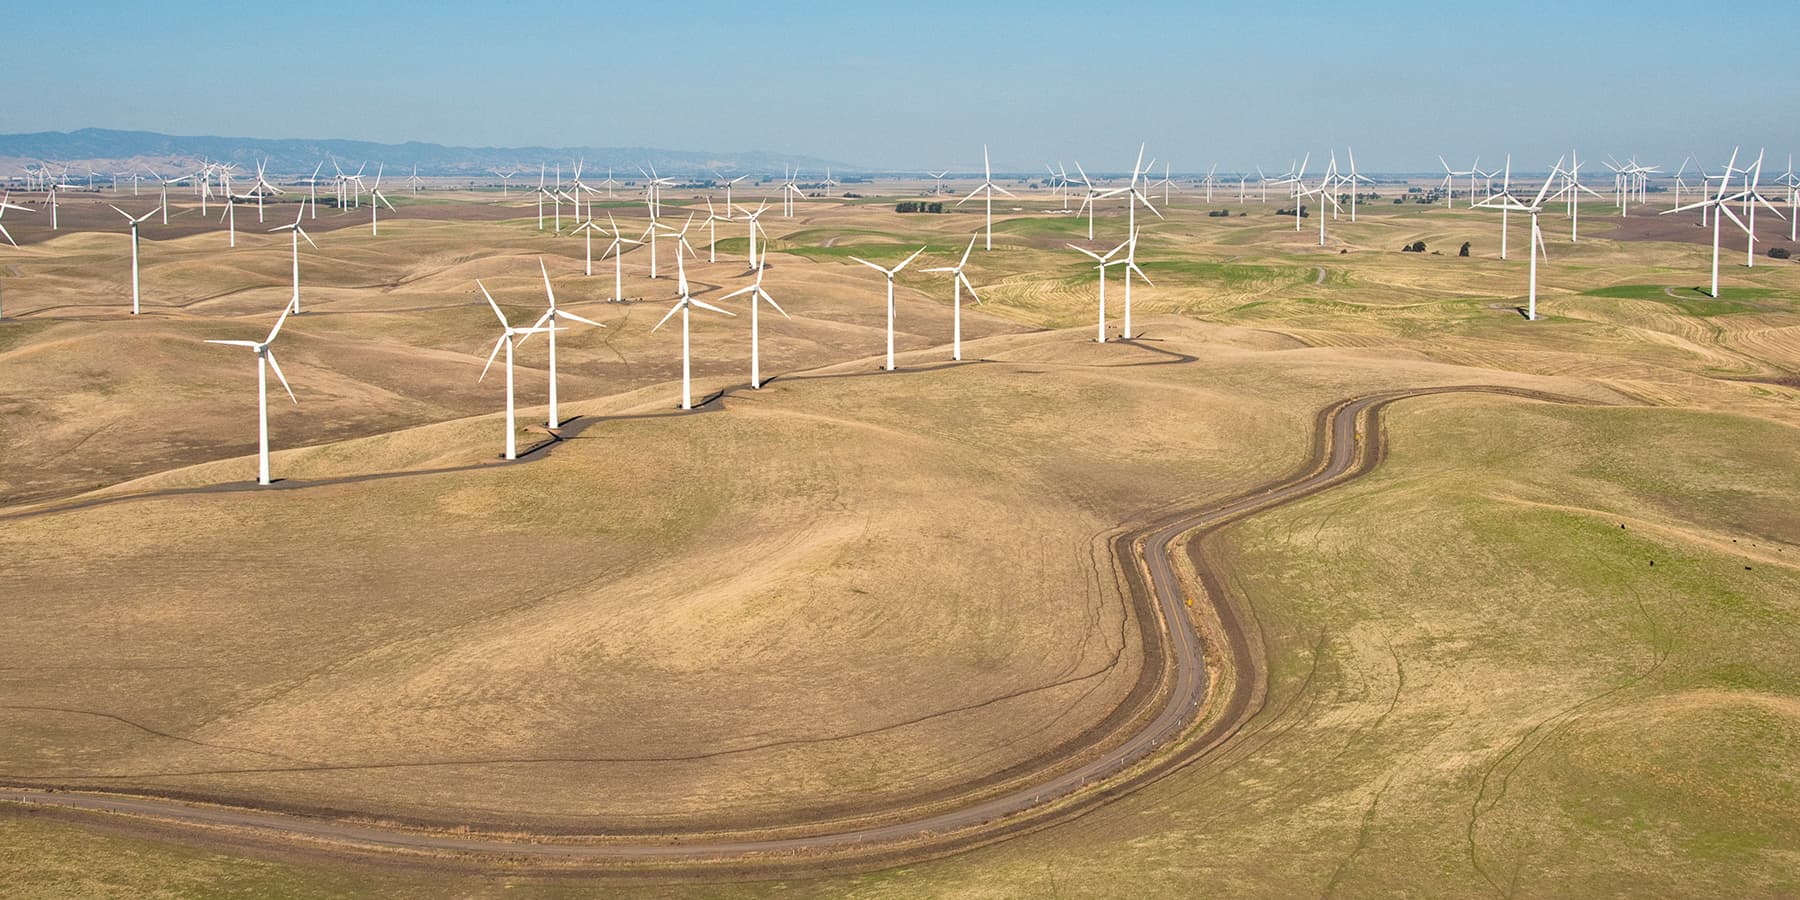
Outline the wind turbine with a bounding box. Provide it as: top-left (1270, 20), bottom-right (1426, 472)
top-left (1438, 155), bottom-right (1476, 208)
top-left (269, 204), bottom-right (317, 314)
top-left (367, 165), bottom-right (396, 236)
top-left (476, 281), bottom-right (556, 460)
top-left (713, 171), bottom-right (749, 211)
top-left (1342, 148), bottom-right (1375, 222)
top-left (1550, 150), bottom-right (1605, 242)
top-left (248, 159), bottom-right (284, 223)
top-left (928, 170), bottom-right (950, 195)
top-left (406, 164), bottom-right (425, 193)
top-left (219, 191), bottom-right (240, 247)
top-left (515, 259), bottom-right (605, 430)
top-left (922, 235), bottom-right (982, 361)
top-left (600, 213), bottom-right (643, 302)
top-left (738, 201), bottom-right (771, 270)
top-left (1297, 155), bottom-right (1342, 246)
top-left (111, 204), bottom-right (158, 315)
top-left (651, 252), bottom-right (735, 410)
top-left (780, 166), bottom-right (805, 218)
top-left (1072, 161), bottom-right (1103, 240)
top-left (1118, 227), bottom-right (1153, 340)
top-left (303, 161), bottom-right (324, 219)
top-left (204, 303), bottom-right (298, 485)
top-left (848, 246), bottom-right (926, 371)
top-left (720, 262), bottom-right (789, 389)
top-left (956, 145), bottom-right (1015, 251)
top-left (0, 191), bottom-right (36, 247)
top-left (572, 216), bottom-right (607, 276)
top-left (700, 196), bottom-right (727, 263)
top-left (1476, 157), bottom-right (1563, 321)
top-left (493, 167), bottom-right (516, 197)
top-left (1068, 238), bottom-right (1129, 342)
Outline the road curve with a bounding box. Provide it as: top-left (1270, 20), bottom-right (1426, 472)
top-left (1, 385), bottom-right (1584, 876)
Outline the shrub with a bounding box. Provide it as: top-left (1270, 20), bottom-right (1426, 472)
top-left (1401, 240), bottom-right (1427, 253)
top-left (1769, 247), bottom-right (1791, 260)
top-left (1459, 241), bottom-right (1471, 257)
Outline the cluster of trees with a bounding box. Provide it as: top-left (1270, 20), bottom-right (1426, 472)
top-left (1401, 240), bottom-right (1428, 253)
top-left (1206, 209), bottom-right (1232, 218)
top-left (895, 201), bottom-right (945, 213)
top-left (1771, 247), bottom-right (1792, 260)
top-left (1274, 205), bottom-right (1310, 218)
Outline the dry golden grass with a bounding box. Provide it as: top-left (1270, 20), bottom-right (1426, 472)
top-left (1, 184), bottom-right (1798, 895)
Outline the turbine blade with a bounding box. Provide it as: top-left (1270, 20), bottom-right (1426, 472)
top-left (479, 335), bottom-right (507, 381)
top-left (264, 351), bottom-right (296, 403)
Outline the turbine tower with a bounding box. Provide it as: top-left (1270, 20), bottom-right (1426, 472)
top-left (203, 303), bottom-right (298, 485)
top-left (956, 145), bottom-right (1015, 251)
top-left (269, 205), bottom-right (317, 314)
top-left (651, 253), bottom-right (735, 410)
top-left (515, 259), bottom-right (605, 430)
top-left (1069, 238), bottom-right (1130, 342)
top-left (476, 281), bottom-right (556, 460)
top-left (923, 235), bottom-right (983, 361)
top-left (1476, 158), bottom-right (1564, 321)
top-left (721, 263), bottom-right (789, 389)
top-left (848, 247), bottom-right (927, 370)
top-left (110, 204), bottom-right (159, 315)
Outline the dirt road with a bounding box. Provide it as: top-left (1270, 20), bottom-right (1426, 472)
top-left (0, 384), bottom-right (1583, 876)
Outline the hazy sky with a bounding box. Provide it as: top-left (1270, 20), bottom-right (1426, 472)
top-left (15, 0), bottom-right (1798, 173)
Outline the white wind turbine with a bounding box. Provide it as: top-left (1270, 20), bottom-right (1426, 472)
top-left (110, 204), bottom-right (158, 315)
top-left (1117, 227), bottom-right (1153, 340)
top-left (1438, 155), bottom-right (1476, 207)
top-left (720, 262), bottom-right (789, 389)
top-left (651, 252), bottom-right (735, 410)
top-left (928, 170), bottom-right (950, 195)
top-left (1069, 237), bottom-right (1129, 342)
top-left (204, 303), bottom-right (298, 485)
top-left (0, 191), bottom-right (37, 247)
top-left (1296, 156), bottom-right (1341, 246)
top-left (248, 159), bottom-right (284, 223)
top-left (1476, 157), bottom-right (1563, 321)
top-left (956, 145), bottom-right (1015, 251)
top-left (1549, 150), bottom-right (1605, 242)
top-left (1342, 148), bottom-right (1375, 222)
top-left (406, 164), bottom-right (425, 193)
top-left (600, 212), bottom-right (643, 302)
top-left (1072, 161), bottom-right (1103, 240)
top-left (1733, 150), bottom-right (1785, 269)
top-left (640, 164), bottom-right (675, 219)
top-left (219, 190), bottom-right (240, 247)
top-left (303, 161), bottom-right (325, 219)
top-left (848, 246), bottom-right (927, 371)
top-left (269, 204), bottom-right (317, 315)
top-left (780, 166), bottom-right (805, 218)
top-left (476, 281), bottom-right (557, 460)
top-left (367, 165), bottom-right (397, 236)
top-left (714, 171), bottom-right (749, 211)
top-left (493, 167), bottom-right (517, 197)
top-left (516, 258), bottom-right (605, 429)
top-left (922, 235), bottom-right (982, 361)
top-left (701, 196), bottom-right (727, 263)
top-left (737, 200), bottom-right (772, 270)
top-left (572, 216), bottom-right (607, 276)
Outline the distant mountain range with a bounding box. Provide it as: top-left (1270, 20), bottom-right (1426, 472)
top-left (0, 128), bottom-right (860, 179)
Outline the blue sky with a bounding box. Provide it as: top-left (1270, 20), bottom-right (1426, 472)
top-left (14, 0), bottom-right (1797, 173)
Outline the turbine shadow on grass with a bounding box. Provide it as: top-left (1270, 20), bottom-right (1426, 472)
top-left (1, 336), bottom-right (1201, 521)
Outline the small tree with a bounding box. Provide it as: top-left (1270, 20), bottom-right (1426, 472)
top-left (1459, 241), bottom-right (1471, 257)
top-left (1769, 247), bottom-right (1791, 260)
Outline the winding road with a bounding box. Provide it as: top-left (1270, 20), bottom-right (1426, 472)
top-left (1, 384), bottom-right (1582, 876)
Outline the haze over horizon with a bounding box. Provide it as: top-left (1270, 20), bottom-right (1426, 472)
top-left (11, 0), bottom-right (1799, 173)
